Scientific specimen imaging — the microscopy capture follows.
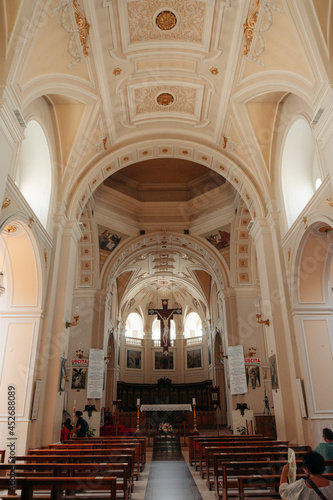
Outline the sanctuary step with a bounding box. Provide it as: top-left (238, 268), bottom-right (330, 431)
top-left (152, 435), bottom-right (182, 461)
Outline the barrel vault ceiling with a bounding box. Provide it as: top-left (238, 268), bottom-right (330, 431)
top-left (2, 0), bottom-right (329, 316)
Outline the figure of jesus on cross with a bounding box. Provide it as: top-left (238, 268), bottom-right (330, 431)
top-left (148, 299), bottom-right (182, 355)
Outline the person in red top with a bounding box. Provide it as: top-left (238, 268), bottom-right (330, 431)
top-left (60, 418), bottom-right (73, 442)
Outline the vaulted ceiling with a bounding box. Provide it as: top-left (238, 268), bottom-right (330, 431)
top-left (1, 0), bottom-right (331, 319)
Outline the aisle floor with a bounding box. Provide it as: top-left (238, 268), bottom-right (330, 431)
top-left (130, 439), bottom-right (218, 500)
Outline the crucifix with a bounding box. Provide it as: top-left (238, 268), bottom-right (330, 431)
top-left (148, 299), bottom-right (182, 354)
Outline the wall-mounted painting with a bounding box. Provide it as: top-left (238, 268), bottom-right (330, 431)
top-left (154, 351), bottom-right (174, 370)
top-left (202, 224), bottom-right (231, 267)
top-left (98, 225), bottom-right (129, 272)
top-left (71, 367), bottom-right (87, 389)
top-left (245, 365), bottom-right (261, 387)
top-left (187, 348), bottom-right (202, 369)
top-left (269, 354), bottom-right (279, 390)
top-left (59, 357), bottom-right (67, 392)
top-left (126, 349), bottom-right (142, 369)
top-left (203, 225), bottom-right (230, 251)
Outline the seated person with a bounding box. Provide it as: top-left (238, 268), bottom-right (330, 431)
top-left (60, 422), bottom-right (71, 442)
top-left (316, 428), bottom-right (333, 473)
top-left (279, 450), bottom-right (333, 499)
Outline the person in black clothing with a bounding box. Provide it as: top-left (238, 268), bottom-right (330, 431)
top-left (75, 410), bottom-right (87, 437)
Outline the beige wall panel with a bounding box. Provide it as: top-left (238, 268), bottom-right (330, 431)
top-left (8, 234), bottom-right (37, 306)
top-left (0, 323), bottom-right (33, 415)
top-left (303, 320), bottom-right (333, 412)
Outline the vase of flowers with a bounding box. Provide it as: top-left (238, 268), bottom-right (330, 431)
top-left (159, 423), bottom-right (173, 435)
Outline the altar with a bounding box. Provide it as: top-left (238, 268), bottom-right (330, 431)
top-left (140, 404), bottom-right (192, 412)
top-left (140, 404), bottom-right (192, 428)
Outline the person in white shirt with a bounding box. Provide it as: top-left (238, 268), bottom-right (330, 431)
top-left (279, 451), bottom-right (333, 499)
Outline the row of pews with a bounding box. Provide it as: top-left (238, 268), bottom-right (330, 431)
top-left (188, 434), bottom-right (333, 500)
top-left (0, 435), bottom-right (146, 499)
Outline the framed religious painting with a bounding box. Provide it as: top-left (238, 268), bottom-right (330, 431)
top-left (269, 353), bottom-right (279, 390)
top-left (126, 349), bottom-right (142, 370)
top-left (245, 365), bottom-right (261, 387)
top-left (154, 350), bottom-right (174, 370)
top-left (71, 367), bottom-right (87, 389)
top-left (186, 348), bottom-right (202, 369)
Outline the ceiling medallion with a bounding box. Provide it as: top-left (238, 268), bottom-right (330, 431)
top-left (156, 93), bottom-right (174, 106)
top-left (156, 11), bottom-right (177, 31)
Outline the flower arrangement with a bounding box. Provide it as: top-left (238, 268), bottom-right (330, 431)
top-left (86, 427), bottom-right (96, 437)
top-left (159, 423), bottom-right (173, 435)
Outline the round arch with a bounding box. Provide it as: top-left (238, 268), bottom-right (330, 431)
top-left (99, 232), bottom-right (231, 308)
top-left (66, 139), bottom-right (266, 222)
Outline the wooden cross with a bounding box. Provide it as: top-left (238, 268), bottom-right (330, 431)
top-left (148, 299), bottom-right (182, 353)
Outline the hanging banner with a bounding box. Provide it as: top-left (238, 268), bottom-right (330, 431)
top-left (228, 345), bottom-right (247, 395)
top-left (87, 349), bottom-right (104, 399)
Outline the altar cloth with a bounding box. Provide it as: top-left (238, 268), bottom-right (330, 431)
top-left (140, 404), bottom-right (192, 412)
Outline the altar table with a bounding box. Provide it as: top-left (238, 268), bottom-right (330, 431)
top-left (140, 404), bottom-right (192, 412)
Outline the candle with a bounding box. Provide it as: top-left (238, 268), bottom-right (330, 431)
top-left (137, 399), bottom-right (140, 406)
top-left (192, 398), bottom-right (196, 405)
top-left (75, 306), bottom-right (80, 316)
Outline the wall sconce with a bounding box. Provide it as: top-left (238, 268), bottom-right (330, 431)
top-left (219, 345), bottom-right (228, 362)
top-left (104, 346), bottom-right (112, 364)
top-left (256, 313), bottom-right (270, 326)
top-left (76, 348), bottom-right (84, 359)
top-left (248, 346), bottom-right (257, 357)
top-left (66, 307), bottom-right (80, 328)
top-left (255, 302), bottom-right (270, 326)
top-left (0, 272), bottom-right (5, 296)
top-left (84, 404), bottom-right (97, 418)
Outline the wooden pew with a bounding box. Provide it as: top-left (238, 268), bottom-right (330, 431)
top-left (236, 473), bottom-right (333, 500)
top-left (0, 475), bottom-right (117, 500)
top-left (212, 451), bottom-right (311, 497)
top-left (22, 475), bottom-right (117, 500)
top-left (15, 451), bottom-right (136, 485)
top-left (49, 437), bottom-right (146, 471)
top-left (188, 435), bottom-right (269, 465)
top-left (199, 442), bottom-right (293, 479)
top-left (215, 460), bottom-right (301, 500)
top-left (27, 444), bottom-right (141, 480)
top-left (0, 462), bottom-right (130, 500)
top-left (217, 460), bottom-right (333, 500)
top-left (194, 439), bottom-right (289, 472)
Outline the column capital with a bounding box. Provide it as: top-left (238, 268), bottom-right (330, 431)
top-left (0, 92), bottom-right (26, 144)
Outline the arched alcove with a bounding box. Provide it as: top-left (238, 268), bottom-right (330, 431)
top-left (125, 312), bottom-right (144, 338)
top-left (16, 120), bottom-right (52, 229)
top-left (282, 119), bottom-right (321, 228)
top-left (291, 222), bottom-right (333, 423)
top-left (0, 221), bottom-right (43, 454)
top-left (184, 312), bottom-right (202, 338)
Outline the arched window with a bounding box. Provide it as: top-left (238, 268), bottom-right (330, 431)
top-left (184, 312), bottom-right (202, 338)
top-left (282, 119), bottom-right (321, 228)
top-left (16, 120), bottom-right (52, 229)
top-left (152, 318), bottom-right (176, 340)
top-left (125, 312), bottom-right (144, 338)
